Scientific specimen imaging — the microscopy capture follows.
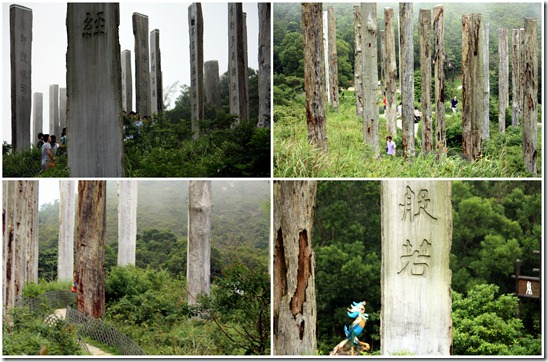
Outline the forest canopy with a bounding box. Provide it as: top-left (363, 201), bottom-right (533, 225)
top-left (313, 181), bottom-right (541, 355)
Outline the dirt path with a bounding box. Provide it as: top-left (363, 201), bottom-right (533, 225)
top-left (50, 308), bottom-right (112, 356)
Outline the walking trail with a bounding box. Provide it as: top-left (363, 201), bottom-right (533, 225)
top-left (49, 308), bottom-right (112, 356)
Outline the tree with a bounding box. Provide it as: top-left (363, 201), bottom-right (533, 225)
top-left (205, 261), bottom-right (271, 354)
top-left (273, 180), bottom-right (317, 355)
top-left (452, 284), bottom-right (541, 355)
top-left (278, 32), bottom-right (304, 77)
top-left (187, 180), bottom-right (212, 304)
top-left (75, 180), bottom-right (106, 318)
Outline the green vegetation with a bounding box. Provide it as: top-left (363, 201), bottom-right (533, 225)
top-left (19, 180), bottom-right (270, 355)
top-left (313, 181), bottom-right (541, 355)
top-left (103, 264), bottom-right (269, 355)
top-left (37, 180), bottom-right (270, 282)
top-left (3, 281), bottom-right (83, 356)
top-left (275, 94), bottom-right (541, 177)
top-left (453, 284), bottom-right (541, 355)
top-left (4, 263), bottom-right (270, 356)
top-left (3, 70), bottom-right (269, 178)
top-left (273, 2), bottom-right (542, 178)
top-left (3, 306), bottom-right (84, 355)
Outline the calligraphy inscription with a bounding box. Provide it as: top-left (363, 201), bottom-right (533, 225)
top-left (83, 11), bottom-right (105, 37)
top-left (397, 186), bottom-right (438, 277)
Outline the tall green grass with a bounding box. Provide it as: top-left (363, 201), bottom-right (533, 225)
top-left (274, 94), bottom-right (542, 178)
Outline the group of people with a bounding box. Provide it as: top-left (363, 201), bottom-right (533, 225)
top-left (38, 127), bottom-right (68, 170)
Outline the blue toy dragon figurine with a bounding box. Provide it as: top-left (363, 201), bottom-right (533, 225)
top-left (330, 300), bottom-right (371, 355)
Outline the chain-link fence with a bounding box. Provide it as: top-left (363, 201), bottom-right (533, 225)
top-left (66, 306), bottom-right (145, 355)
top-left (15, 290), bottom-right (76, 314)
top-left (14, 291), bottom-right (145, 356)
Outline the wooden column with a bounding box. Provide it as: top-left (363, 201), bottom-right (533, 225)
top-left (187, 181), bottom-right (212, 304)
top-left (67, 4), bottom-right (124, 177)
top-left (461, 14), bottom-right (484, 161)
top-left (273, 180), bottom-right (317, 355)
top-left (522, 18), bottom-right (538, 176)
top-left (117, 181), bottom-right (138, 266)
top-left (10, 5), bottom-right (32, 152)
top-left (354, 5), bottom-right (364, 119)
top-left (482, 23), bottom-right (490, 140)
top-left (133, 12), bottom-right (151, 118)
top-left (381, 180), bottom-right (452, 355)
top-left (257, 3), bottom-right (271, 128)
top-left (433, 5), bottom-right (445, 153)
top-left (75, 180), bottom-right (106, 319)
top-left (419, 9), bottom-right (432, 153)
top-left (150, 29), bottom-right (163, 115)
top-left (327, 7), bottom-right (339, 108)
top-left (362, 3), bottom-right (379, 157)
top-left (498, 28), bottom-right (509, 133)
top-left (384, 7), bottom-right (397, 136)
top-left (189, 3), bottom-right (204, 138)
top-left (58, 180), bottom-right (76, 281)
top-left (471, 14), bottom-right (485, 159)
top-left (400, 3), bottom-right (414, 158)
top-left (511, 29), bottom-right (520, 126)
top-left (32, 92), bottom-right (43, 144)
top-left (302, 3), bottom-right (328, 152)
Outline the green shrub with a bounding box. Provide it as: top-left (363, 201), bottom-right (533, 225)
top-left (453, 284), bottom-right (541, 355)
top-left (2, 147), bottom-right (43, 177)
top-left (22, 280), bottom-right (72, 298)
top-left (105, 265), bottom-right (189, 328)
top-left (3, 306), bottom-right (83, 355)
top-left (199, 261), bottom-right (271, 355)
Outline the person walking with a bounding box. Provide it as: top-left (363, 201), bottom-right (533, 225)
top-left (386, 136), bottom-right (396, 156)
top-left (41, 134), bottom-right (55, 169)
top-left (451, 96), bottom-right (458, 113)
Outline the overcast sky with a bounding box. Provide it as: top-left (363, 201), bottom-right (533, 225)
top-left (38, 179), bottom-right (61, 206)
top-left (2, 2), bottom-right (260, 144)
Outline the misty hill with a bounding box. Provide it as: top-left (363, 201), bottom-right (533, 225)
top-left (38, 180), bottom-right (270, 280)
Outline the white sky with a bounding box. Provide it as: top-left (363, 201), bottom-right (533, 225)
top-left (38, 179), bottom-right (62, 206)
top-left (2, 2), bottom-right (260, 144)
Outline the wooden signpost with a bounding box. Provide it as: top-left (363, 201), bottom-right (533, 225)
top-left (512, 250), bottom-right (541, 299)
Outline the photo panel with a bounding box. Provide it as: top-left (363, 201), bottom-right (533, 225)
top-left (273, 180), bottom-right (542, 356)
top-left (2, 179), bottom-right (271, 356)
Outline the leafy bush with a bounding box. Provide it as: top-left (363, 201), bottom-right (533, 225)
top-left (452, 284), bottom-right (541, 355)
top-left (125, 117), bottom-right (270, 177)
top-left (2, 147), bottom-right (44, 177)
top-left (105, 265), bottom-right (189, 328)
top-left (3, 306), bottom-right (83, 355)
top-left (4, 112), bottom-right (269, 178)
top-left (198, 261), bottom-right (270, 355)
top-left (103, 263), bottom-right (269, 355)
top-left (22, 280), bottom-right (72, 298)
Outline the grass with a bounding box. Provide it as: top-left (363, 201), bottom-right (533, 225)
top-left (274, 93), bottom-right (542, 178)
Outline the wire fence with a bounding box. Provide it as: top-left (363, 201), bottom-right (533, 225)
top-left (14, 291), bottom-right (145, 356)
top-left (66, 306), bottom-right (145, 355)
top-left (16, 290), bottom-right (76, 313)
